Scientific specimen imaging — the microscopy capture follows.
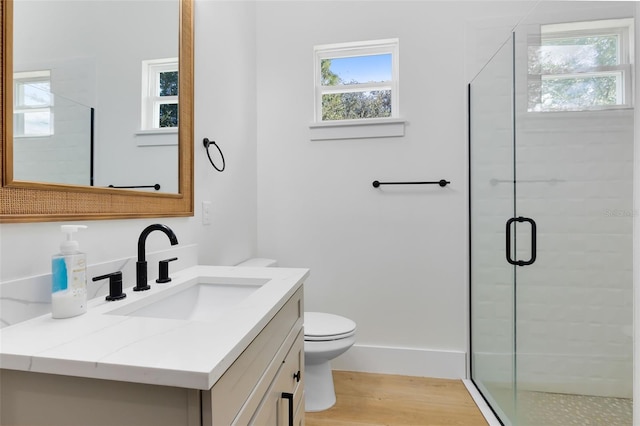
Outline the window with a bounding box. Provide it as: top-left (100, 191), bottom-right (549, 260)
top-left (14, 70), bottom-right (53, 137)
top-left (528, 19), bottom-right (633, 112)
top-left (141, 58), bottom-right (178, 130)
top-left (314, 39), bottom-right (399, 122)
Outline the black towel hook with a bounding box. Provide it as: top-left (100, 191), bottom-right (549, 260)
top-left (203, 138), bottom-right (226, 172)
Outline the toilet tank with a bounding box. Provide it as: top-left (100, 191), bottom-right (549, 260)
top-left (235, 258), bottom-right (277, 267)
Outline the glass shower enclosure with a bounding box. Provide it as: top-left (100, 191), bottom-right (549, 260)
top-left (469, 2), bottom-right (634, 425)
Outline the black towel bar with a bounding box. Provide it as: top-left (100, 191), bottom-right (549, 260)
top-left (372, 179), bottom-right (450, 188)
top-left (108, 184), bottom-right (161, 191)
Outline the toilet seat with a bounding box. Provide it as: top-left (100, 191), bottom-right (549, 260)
top-left (305, 312), bottom-right (356, 341)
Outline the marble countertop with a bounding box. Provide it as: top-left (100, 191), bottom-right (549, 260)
top-left (0, 265), bottom-right (308, 390)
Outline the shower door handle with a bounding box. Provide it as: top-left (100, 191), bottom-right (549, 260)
top-left (506, 217), bottom-right (537, 266)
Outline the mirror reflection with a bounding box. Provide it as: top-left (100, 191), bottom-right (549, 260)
top-left (12, 0), bottom-right (180, 193)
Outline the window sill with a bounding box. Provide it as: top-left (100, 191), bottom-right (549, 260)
top-left (135, 128), bottom-right (178, 146)
top-left (14, 134), bottom-right (53, 139)
top-left (309, 118), bottom-right (405, 141)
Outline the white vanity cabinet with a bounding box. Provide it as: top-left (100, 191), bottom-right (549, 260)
top-left (203, 286), bottom-right (305, 425)
top-left (0, 285), bottom-right (305, 426)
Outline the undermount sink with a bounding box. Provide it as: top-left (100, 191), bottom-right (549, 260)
top-left (108, 277), bottom-right (269, 322)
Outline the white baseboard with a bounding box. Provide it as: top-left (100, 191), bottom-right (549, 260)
top-left (330, 344), bottom-right (467, 379)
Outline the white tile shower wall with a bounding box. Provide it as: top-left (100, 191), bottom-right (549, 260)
top-left (513, 111), bottom-right (633, 398)
top-left (0, 244), bottom-right (197, 328)
top-left (472, 92), bottom-right (633, 397)
top-left (635, 4), bottom-right (640, 421)
top-left (511, 3), bottom-right (634, 397)
top-left (472, 115), bottom-right (634, 398)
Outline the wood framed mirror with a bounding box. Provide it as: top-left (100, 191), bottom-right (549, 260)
top-left (0, 0), bottom-right (194, 223)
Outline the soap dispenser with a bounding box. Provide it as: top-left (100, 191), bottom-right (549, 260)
top-left (51, 225), bottom-right (88, 319)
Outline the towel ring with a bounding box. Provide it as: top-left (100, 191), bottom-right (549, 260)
top-left (203, 138), bottom-right (226, 172)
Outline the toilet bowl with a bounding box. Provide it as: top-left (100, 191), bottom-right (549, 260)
top-left (235, 258), bottom-right (357, 412)
top-left (304, 312), bottom-right (356, 412)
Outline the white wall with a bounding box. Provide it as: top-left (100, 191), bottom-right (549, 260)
top-left (255, 1), bottom-right (533, 377)
top-left (0, 1), bottom-right (258, 283)
top-left (194, 0), bottom-right (258, 267)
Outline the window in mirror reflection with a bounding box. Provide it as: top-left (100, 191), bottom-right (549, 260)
top-left (14, 70), bottom-right (54, 137)
top-left (141, 58), bottom-right (179, 130)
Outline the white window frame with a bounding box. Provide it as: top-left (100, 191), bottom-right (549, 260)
top-left (313, 39), bottom-right (400, 123)
top-left (530, 18), bottom-right (634, 112)
top-left (13, 70), bottom-right (53, 137)
top-left (140, 58), bottom-right (178, 131)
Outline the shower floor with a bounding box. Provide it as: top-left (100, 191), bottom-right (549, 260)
top-left (482, 386), bottom-right (632, 425)
top-left (516, 390), bottom-right (632, 426)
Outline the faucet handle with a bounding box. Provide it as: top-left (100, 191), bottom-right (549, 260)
top-left (92, 271), bottom-right (126, 301)
top-left (156, 257), bottom-right (178, 283)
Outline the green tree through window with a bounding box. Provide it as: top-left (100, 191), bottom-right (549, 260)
top-left (528, 20), bottom-right (632, 112)
top-left (141, 58), bottom-right (178, 130)
top-left (320, 59), bottom-right (392, 120)
top-left (159, 71), bottom-right (178, 127)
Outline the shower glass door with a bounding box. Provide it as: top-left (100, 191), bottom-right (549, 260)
top-left (470, 2), bottom-right (634, 425)
top-left (469, 35), bottom-right (517, 425)
top-left (511, 2), bottom-right (634, 425)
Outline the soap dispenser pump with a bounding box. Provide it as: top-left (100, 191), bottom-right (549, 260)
top-left (51, 225), bottom-right (88, 319)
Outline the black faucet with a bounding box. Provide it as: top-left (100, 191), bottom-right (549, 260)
top-left (135, 224), bottom-right (179, 291)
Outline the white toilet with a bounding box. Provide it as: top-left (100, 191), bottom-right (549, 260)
top-left (303, 311), bottom-right (356, 411)
top-left (235, 258), bottom-right (357, 412)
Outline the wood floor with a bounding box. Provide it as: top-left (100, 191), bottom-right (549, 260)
top-left (304, 371), bottom-right (488, 426)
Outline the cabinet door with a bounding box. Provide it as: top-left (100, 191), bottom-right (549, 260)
top-left (204, 287), bottom-right (303, 426)
top-left (250, 329), bottom-right (304, 426)
top-left (293, 394), bottom-right (305, 426)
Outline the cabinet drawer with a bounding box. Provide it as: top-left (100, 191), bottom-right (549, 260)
top-left (204, 287), bottom-right (303, 426)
